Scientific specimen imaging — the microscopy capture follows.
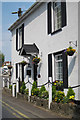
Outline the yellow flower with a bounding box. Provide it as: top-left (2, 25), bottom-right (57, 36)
top-left (56, 81), bottom-right (58, 83)
top-left (54, 83), bottom-right (56, 85)
top-left (69, 95), bottom-right (74, 99)
top-left (32, 93), bottom-right (33, 96)
top-left (55, 97), bottom-right (57, 101)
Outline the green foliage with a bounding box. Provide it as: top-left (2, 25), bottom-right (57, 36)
top-left (0, 51), bottom-right (5, 67)
top-left (62, 96), bottom-right (69, 103)
top-left (25, 89), bottom-right (29, 95)
top-left (9, 85), bottom-right (12, 89)
top-left (20, 82), bottom-right (26, 94)
top-left (31, 88), bottom-right (40, 96)
top-left (52, 85), bottom-right (56, 100)
top-left (41, 90), bottom-right (49, 99)
top-left (32, 81), bottom-right (37, 90)
top-left (39, 85), bottom-right (46, 94)
top-left (67, 87), bottom-right (75, 99)
top-left (31, 81), bottom-right (39, 96)
top-left (55, 91), bottom-right (65, 103)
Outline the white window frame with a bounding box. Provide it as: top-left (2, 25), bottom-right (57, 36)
top-left (54, 54), bottom-right (63, 81)
top-left (52, 0), bottom-right (62, 32)
top-left (19, 27), bottom-right (22, 49)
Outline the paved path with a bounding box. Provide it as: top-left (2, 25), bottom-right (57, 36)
top-left (1, 89), bottom-right (70, 120)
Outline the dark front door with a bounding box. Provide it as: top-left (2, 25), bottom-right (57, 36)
top-left (19, 64), bottom-right (24, 92)
top-left (33, 64), bottom-right (37, 82)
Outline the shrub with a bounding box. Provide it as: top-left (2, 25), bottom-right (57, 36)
top-left (25, 89), bottom-right (29, 95)
top-left (52, 85), bottom-right (56, 100)
top-left (67, 87), bottom-right (75, 99)
top-left (55, 91), bottom-right (65, 103)
top-left (31, 88), bottom-right (40, 96)
top-left (39, 85), bottom-right (46, 93)
top-left (9, 85), bottom-right (12, 89)
top-left (38, 85), bottom-right (46, 98)
top-left (32, 81), bottom-right (37, 90)
top-left (20, 82), bottom-right (26, 94)
top-left (31, 81), bottom-right (39, 96)
top-left (62, 96), bottom-right (69, 103)
top-left (41, 90), bottom-right (49, 99)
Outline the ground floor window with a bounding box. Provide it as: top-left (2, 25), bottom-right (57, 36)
top-left (55, 54), bottom-right (63, 81)
top-left (54, 53), bottom-right (64, 91)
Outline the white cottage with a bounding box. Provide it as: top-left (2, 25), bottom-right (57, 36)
top-left (8, 0), bottom-right (80, 102)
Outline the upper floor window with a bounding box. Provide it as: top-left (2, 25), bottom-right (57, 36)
top-left (19, 27), bottom-right (22, 49)
top-left (16, 24), bottom-right (24, 51)
top-left (53, 2), bottom-right (61, 31)
top-left (47, 0), bottom-right (67, 34)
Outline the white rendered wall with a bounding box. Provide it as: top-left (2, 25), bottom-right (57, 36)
top-left (11, 2), bottom-right (79, 99)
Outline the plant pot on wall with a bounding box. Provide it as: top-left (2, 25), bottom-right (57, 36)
top-left (32, 56), bottom-right (41, 65)
top-left (65, 47), bottom-right (76, 56)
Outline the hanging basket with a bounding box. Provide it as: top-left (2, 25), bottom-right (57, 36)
top-left (32, 57), bottom-right (40, 64)
top-left (20, 61), bottom-right (27, 66)
top-left (65, 47), bottom-right (76, 56)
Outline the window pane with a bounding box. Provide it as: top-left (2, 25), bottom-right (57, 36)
top-left (19, 28), bottom-right (22, 48)
top-left (55, 54), bottom-right (63, 81)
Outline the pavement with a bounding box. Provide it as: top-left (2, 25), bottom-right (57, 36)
top-left (1, 89), bottom-right (72, 120)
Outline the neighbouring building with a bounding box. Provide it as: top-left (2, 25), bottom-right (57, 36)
top-left (8, 0), bottom-right (80, 101)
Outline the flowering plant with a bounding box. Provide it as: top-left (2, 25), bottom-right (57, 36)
top-left (64, 46), bottom-right (76, 56)
top-left (53, 80), bottom-right (63, 91)
top-left (20, 61), bottom-right (27, 66)
top-left (32, 56), bottom-right (40, 64)
top-left (69, 95), bottom-right (75, 100)
top-left (54, 91), bottom-right (65, 103)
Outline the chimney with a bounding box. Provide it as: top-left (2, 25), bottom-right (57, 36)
top-left (18, 8), bottom-right (22, 18)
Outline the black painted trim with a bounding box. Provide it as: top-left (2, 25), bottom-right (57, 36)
top-left (48, 54), bottom-right (52, 77)
top-left (51, 28), bottom-right (62, 35)
top-left (16, 29), bottom-right (18, 51)
top-left (22, 65), bottom-right (24, 82)
top-left (22, 23), bottom-right (24, 47)
top-left (62, 51), bottom-right (68, 88)
top-left (47, 2), bottom-right (52, 34)
top-left (61, 2), bottom-right (67, 27)
top-left (16, 64), bottom-right (18, 79)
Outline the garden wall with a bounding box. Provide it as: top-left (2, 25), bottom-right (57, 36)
top-left (16, 93), bottom-right (80, 119)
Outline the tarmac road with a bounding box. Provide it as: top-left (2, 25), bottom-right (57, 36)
top-left (1, 89), bottom-right (70, 120)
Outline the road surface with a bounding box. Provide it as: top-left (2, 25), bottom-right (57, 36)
top-left (1, 89), bottom-right (70, 120)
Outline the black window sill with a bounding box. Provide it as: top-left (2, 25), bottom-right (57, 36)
top-left (51, 28), bottom-right (62, 35)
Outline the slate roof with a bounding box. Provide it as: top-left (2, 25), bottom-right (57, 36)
top-left (19, 43), bottom-right (39, 56)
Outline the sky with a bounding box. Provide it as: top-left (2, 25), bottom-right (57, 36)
top-left (1, 1), bottom-right (36, 61)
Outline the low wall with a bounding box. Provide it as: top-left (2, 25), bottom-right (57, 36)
top-left (50, 102), bottom-right (80, 118)
top-left (30, 96), bottom-right (48, 109)
top-left (17, 93), bottom-right (28, 101)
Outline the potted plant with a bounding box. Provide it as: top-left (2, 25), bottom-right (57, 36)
top-left (20, 61), bottom-right (27, 66)
top-left (32, 56), bottom-right (40, 64)
top-left (65, 46), bottom-right (76, 56)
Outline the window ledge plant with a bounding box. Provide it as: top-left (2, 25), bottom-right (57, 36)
top-left (64, 46), bottom-right (76, 56)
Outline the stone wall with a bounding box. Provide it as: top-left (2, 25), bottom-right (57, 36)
top-left (16, 93), bottom-right (80, 119)
top-left (30, 96), bottom-right (48, 109)
top-left (50, 102), bottom-right (80, 118)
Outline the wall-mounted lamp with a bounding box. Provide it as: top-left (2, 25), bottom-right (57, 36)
top-left (69, 41), bottom-right (77, 47)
